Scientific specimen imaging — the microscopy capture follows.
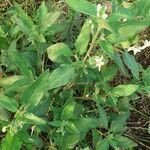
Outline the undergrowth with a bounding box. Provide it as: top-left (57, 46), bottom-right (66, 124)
top-left (0, 0), bottom-right (150, 149)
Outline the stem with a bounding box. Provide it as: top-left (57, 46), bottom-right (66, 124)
top-left (83, 28), bottom-right (100, 62)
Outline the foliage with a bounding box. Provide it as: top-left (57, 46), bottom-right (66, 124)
top-left (0, 0), bottom-right (150, 149)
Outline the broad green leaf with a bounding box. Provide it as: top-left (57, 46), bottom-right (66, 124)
top-left (100, 40), bottom-right (115, 59)
top-left (39, 11), bottom-right (60, 33)
top-left (110, 112), bottom-right (130, 133)
top-left (75, 19), bottom-right (91, 55)
top-left (109, 20), bottom-right (150, 42)
top-left (23, 113), bottom-right (47, 125)
top-left (113, 52), bottom-right (128, 76)
top-left (61, 99), bottom-right (76, 120)
top-left (65, 0), bottom-right (97, 16)
top-left (73, 117), bottom-right (99, 134)
top-left (47, 43), bottom-right (73, 62)
top-left (5, 78), bottom-right (29, 93)
top-left (13, 3), bottom-right (38, 40)
top-left (102, 64), bottom-right (118, 81)
top-left (0, 95), bottom-right (19, 112)
top-left (0, 75), bottom-right (23, 88)
top-left (112, 84), bottom-right (139, 97)
top-left (1, 132), bottom-right (22, 150)
top-left (137, 0), bottom-right (150, 16)
top-left (36, 2), bottom-right (48, 27)
top-left (96, 138), bottom-right (109, 150)
top-left (10, 50), bottom-right (34, 80)
top-left (97, 104), bottom-right (108, 129)
top-left (55, 133), bottom-right (80, 150)
top-left (21, 71), bottom-right (49, 109)
top-left (114, 135), bottom-right (137, 149)
top-left (48, 65), bottom-right (76, 90)
top-left (123, 52), bottom-right (139, 79)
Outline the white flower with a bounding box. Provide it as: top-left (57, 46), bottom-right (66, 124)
top-left (140, 40), bottom-right (150, 50)
top-left (97, 4), bottom-right (102, 17)
top-left (123, 18), bottom-right (127, 22)
top-left (95, 56), bottom-right (105, 71)
top-left (128, 39), bottom-right (150, 55)
top-left (2, 127), bottom-right (7, 132)
top-left (102, 13), bottom-right (108, 20)
top-left (127, 46), bottom-right (141, 55)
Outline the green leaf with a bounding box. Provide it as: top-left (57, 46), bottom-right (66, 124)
top-left (109, 20), bottom-right (150, 42)
top-left (96, 139), bottom-right (109, 150)
top-left (123, 52), bottom-right (139, 79)
top-left (13, 3), bottom-right (38, 40)
top-left (114, 135), bottom-right (137, 149)
top-left (36, 1), bottom-right (48, 27)
top-left (47, 43), bottom-right (73, 62)
top-left (23, 113), bottom-right (47, 125)
top-left (21, 71), bottom-right (49, 109)
top-left (113, 52), bottom-right (128, 76)
top-left (39, 11), bottom-right (60, 33)
top-left (102, 64), bottom-right (118, 81)
top-left (112, 84), bottom-right (139, 97)
top-left (0, 75), bottom-right (24, 88)
top-left (48, 65), bottom-right (76, 90)
top-left (73, 117), bottom-right (99, 134)
top-left (110, 112), bottom-right (130, 133)
top-left (5, 78), bottom-right (29, 93)
top-left (61, 99), bottom-right (76, 120)
top-left (100, 40), bottom-right (114, 59)
top-left (55, 133), bottom-right (80, 150)
top-left (75, 19), bottom-right (91, 55)
top-left (97, 104), bottom-right (108, 129)
top-left (143, 66), bottom-right (150, 87)
top-left (0, 95), bottom-right (19, 112)
top-left (65, 0), bottom-right (97, 16)
top-left (1, 132), bottom-right (22, 150)
top-left (10, 50), bottom-right (34, 80)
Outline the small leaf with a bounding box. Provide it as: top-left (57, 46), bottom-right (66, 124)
top-left (0, 95), bottom-right (19, 112)
top-left (47, 43), bottom-right (73, 62)
top-left (143, 66), bottom-right (150, 87)
top-left (96, 138), bottom-right (109, 150)
top-left (48, 65), bottom-right (76, 90)
top-left (113, 52), bottom-right (128, 76)
top-left (100, 40), bottom-right (115, 59)
top-left (1, 132), bottom-right (22, 150)
top-left (97, 104), bottom-right (108, 129)
top-left (75, 19), bottom-right (91, 55)
top-left (39, 11), bottom-right (60, 33)
top-left (13, 3), bottom-right (38, 40)
top-left (0, 75), bottom-right (23, 88)
top-left (123, 52), bottom-right (139, 79)
top-left (110, 112), bottom-right (130, 133)
top-left (61, 99), bottom-right (76, 120)
top-left (21, 71), bottom-right (49, 109)
top-left (112, 84), bottom-right (139, 97)
top-left (102, 64), bottom-right (118, 81)
top-left (114, 135), bottom-right (137, 149)
top-left (24, 113), bottom-right (47, 125)
top-left (10, 50), bottom-right (34, 80)
top-left (65, 0), bottom-right (97, 16)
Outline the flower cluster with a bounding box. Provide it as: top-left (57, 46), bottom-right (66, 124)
top-left (128, 40), bottom-right (150, 55)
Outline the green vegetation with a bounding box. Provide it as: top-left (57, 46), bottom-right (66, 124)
top-left (0, 0), bottom-right (150, 149)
